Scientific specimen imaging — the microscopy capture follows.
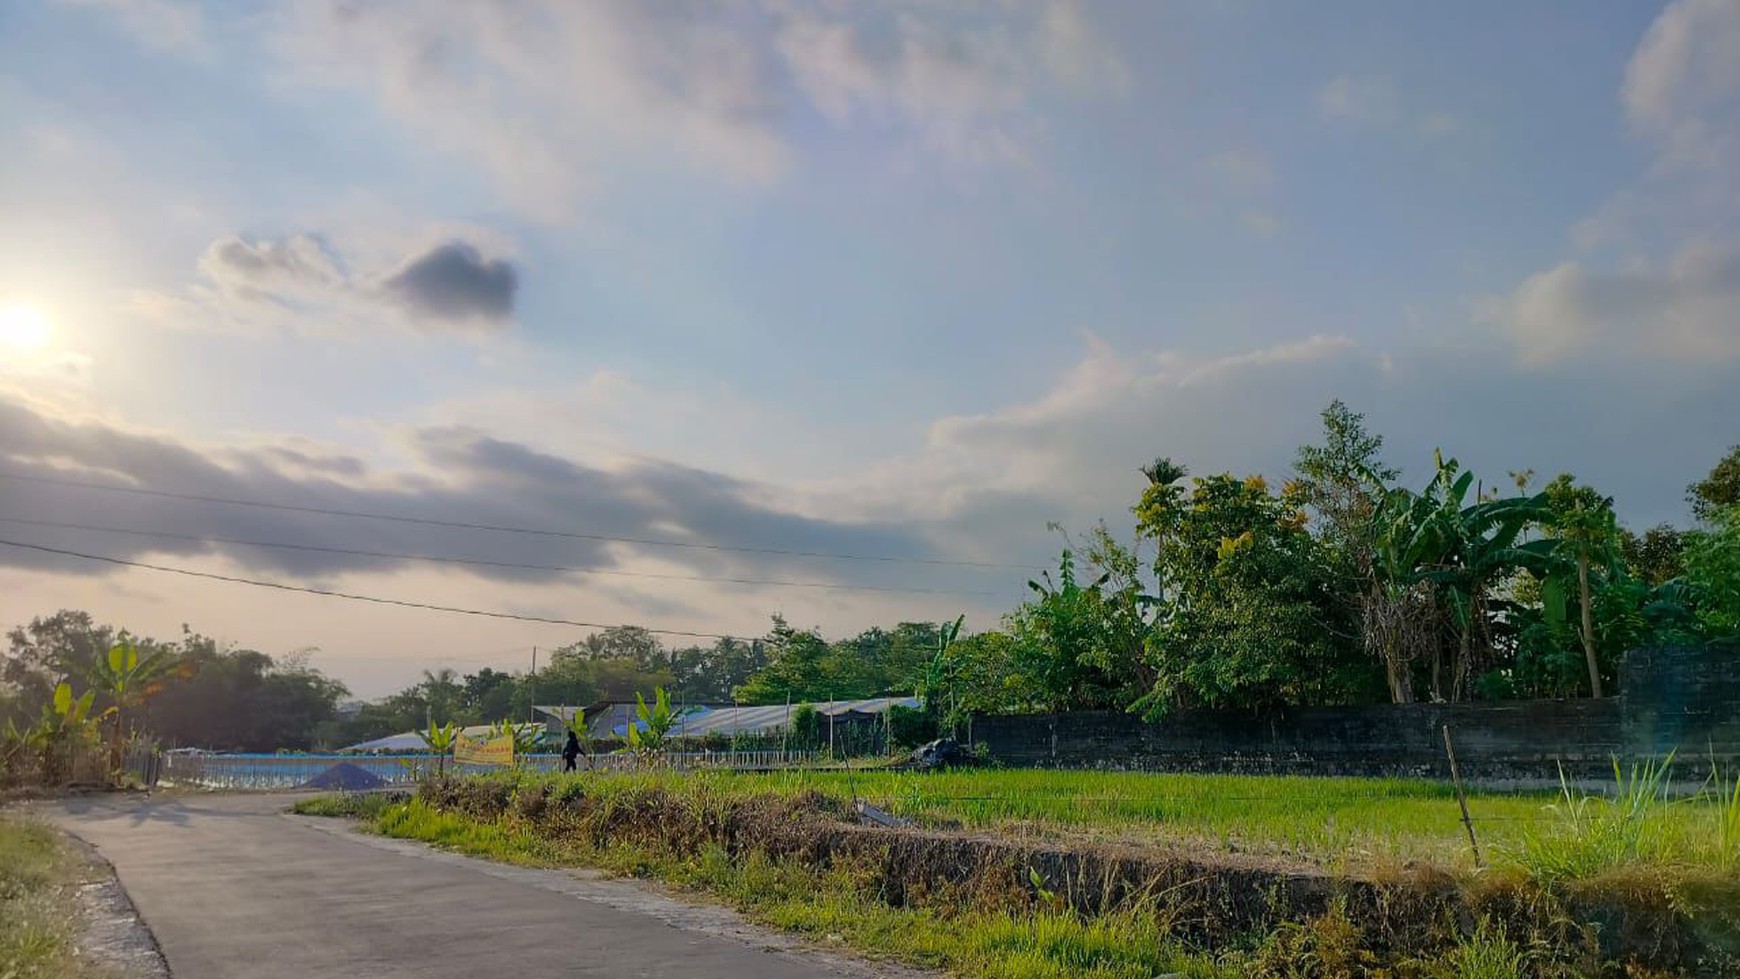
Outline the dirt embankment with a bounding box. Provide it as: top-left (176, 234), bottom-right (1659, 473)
top-left (419, 777), bottom-right (1738, 977)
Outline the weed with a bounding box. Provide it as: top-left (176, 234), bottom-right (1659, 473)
top-left (1437, 919), bottom-right (1527, 979)
top-left (1510, 758), bottom-right (1675, 884)
top-left (0, 815), bottom-right (108, 979)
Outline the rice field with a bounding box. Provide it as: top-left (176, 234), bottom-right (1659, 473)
top-left (671, 766), bottom-right (1736, 871)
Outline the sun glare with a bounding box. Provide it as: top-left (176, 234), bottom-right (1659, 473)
top-left (0, 304), bottom-right (53, 353)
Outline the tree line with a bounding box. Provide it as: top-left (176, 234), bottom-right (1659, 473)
top-left (934, 403), bottom-right (1738, 724)
top-left (3, 402), bottom-right (1736, 751)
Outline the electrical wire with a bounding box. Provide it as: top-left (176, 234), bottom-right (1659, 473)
top-left (0, 515), bottom-right (1008, 597)
top-left (0, 470), bottom-right (1039, 570)
top-left (0, 537), bottom-right (746, 641)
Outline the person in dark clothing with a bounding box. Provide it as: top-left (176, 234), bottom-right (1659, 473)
top-left (562, 731), bottom-right (581, 772)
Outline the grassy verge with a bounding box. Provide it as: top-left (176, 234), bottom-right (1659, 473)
top-left (297, 769), bottom-right (1740, 977)
top-left (299, 792), bottom-right (1247, 978)
top-left (0, 814), bottom-right (111, 979)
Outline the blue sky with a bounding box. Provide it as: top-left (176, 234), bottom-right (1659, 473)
top-left (1, 0), bottom-right (1736, 696)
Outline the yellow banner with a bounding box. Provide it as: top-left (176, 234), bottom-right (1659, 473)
top-left (453, 733), bottom-right (515, 767)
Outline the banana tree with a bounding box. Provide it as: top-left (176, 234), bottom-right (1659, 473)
top-left (83, 636), bottom-right (178, 774)
top-left (35, 681), bottom-right (98, 782)
top-left (626, 687), bottom-right (678, 761)
top-left (489, 718), bottom-right (546, 758)
top-left (416, 720), bottom-right (458, 776)
top-left (1414, 463), bottom-right (1553, 701)
top-left (1375, 455), bottom-right (1552, 701)
top-left (916, 614), bottom-right (965, 734)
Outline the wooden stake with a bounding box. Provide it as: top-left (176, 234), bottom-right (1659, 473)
top-left (1443, 724), bottom-right (1482, 866)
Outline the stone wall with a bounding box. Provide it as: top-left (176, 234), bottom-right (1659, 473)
top-left (970, 644), bottom-right (1737, 780)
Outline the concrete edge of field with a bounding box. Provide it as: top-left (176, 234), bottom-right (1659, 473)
top-left (290, 811), bottom-right (940, 979)
top-left (63, 831), bottom-right (173, 979)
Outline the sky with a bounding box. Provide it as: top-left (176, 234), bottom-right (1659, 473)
top-left (1, 0), bottom-right (1736, 698)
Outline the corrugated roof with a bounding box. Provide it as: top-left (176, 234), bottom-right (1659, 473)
top-left (605, 697), bottom-right (920, 737)
top-left (340, 724), bottom-right (498, 753)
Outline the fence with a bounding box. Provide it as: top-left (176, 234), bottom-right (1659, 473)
top-left (157, 749), bottom-right (825, 790)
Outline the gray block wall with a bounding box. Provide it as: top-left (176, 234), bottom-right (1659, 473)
top-left (969, 644), bottom-right (1737, 780)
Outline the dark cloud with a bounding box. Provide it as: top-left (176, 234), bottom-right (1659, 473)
top-left (378, 241), bottom-right (517, 324)
top-left (0, 395), bottom-right (948, 592)
top-left (184, 233), bottom-right (517, 332)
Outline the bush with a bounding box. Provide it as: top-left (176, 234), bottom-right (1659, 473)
top-left (887, 704), bottom-right (937, 749)
top-left (788, 704), bottom-right (821, 750)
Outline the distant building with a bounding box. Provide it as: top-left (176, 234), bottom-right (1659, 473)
top-left (533, 697), bottom-right (919, 740)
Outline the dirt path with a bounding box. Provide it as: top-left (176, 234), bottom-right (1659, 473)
top-left (47, 792), bottom-right (923, 979)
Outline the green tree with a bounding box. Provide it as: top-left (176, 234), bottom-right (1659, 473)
top-left (1620, 525), bottom-right (1686, 585)
top-left (1684, 506), bottom-right (1740, 639)
top-left (1688, 445), bottom-right (1740, 523)
top-left (1007, 547), bottom-right (1148, 713)
top-left (734, 617), bottom-right (856, 704)
top-left (1541, 474), bottom-right (1621, 697)
top-left (1293, 401), bottom-right (1404, 699)
top-left (1136, 473), bottom-right (1361, 716)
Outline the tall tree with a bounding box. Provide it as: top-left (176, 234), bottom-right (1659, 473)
top-left (1542, 474), bottom-right (1621, 698)
top-left (1293, 401), bottom-right (1403, 700)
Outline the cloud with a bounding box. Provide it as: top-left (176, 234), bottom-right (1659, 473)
top-left (1204, 149), bottom-right (1273, 194)
top-left (834, 332), bottom-right (1737, 542)
top-left (57, 0), bottom-right (207, 56)
top-left (0, 394), bottom-right (944, 587)
top-left (61, 1), bottom-right (1130, 218)
top-left (1621, 0), bottom-right (1740, 171)
top-left (775, 0), bottom-right (1128, 164)
top-left (1316, 75), bottom-right (1459, 137)
top-left (378, 242), bottom-right (518, 324)
top-left (148, 233), bottom-right (518, 334)
top-left (1240, 209), bottom-right (1284, 239)
top-left (1495, 2), bottom-right (1740, 365)
top-left (1316, 75), bottom-right (1398, 125)
top-left (1488, 242), bottom-right (1740, 366)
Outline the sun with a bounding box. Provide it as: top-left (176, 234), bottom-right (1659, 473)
top-left (0, 304), bottom-right (53, 352)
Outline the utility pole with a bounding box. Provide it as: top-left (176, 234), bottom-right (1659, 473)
top-left (528, 646), bottom-right (538, 725)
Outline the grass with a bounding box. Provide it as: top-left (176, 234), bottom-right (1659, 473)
top-left (492, 765), bottom-right (1735, 873)
top-left (0, 814), bottom-right (110, 979)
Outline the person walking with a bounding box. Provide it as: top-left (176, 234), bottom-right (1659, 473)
top-left (561, 730), bottom-right (581, 772)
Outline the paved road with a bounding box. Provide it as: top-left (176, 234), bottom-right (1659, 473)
top-left (50, 793), bottom-right (901, 979)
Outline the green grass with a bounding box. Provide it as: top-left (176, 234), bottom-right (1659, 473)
top-left (291, 792), bottom-right (397, 820)
top-left (0, 815), bottom-right (110, 979)
top-left (680, 766), bottom-right (1739, 876)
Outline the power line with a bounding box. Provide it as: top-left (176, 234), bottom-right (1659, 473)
top-left (0, 515), bottom-right (1007, 597)
top-left (0, 470), bottom-right (1038, 570)
top-left (0, 537), bottom-right (746, 642)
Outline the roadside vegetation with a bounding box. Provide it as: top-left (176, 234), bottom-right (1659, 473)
top-left (0, 814), bottom-right (110, 979)
top-left (7, 422), bottom-right (1738, 761)
top-left (298, 765), bottom-right (1740, 978)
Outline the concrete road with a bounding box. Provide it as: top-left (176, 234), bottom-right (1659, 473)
top-left (49, 793), bottom-right (909, 979)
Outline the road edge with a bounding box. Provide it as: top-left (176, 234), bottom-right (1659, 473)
top-left (62, 830), bottom-right (173, 979)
